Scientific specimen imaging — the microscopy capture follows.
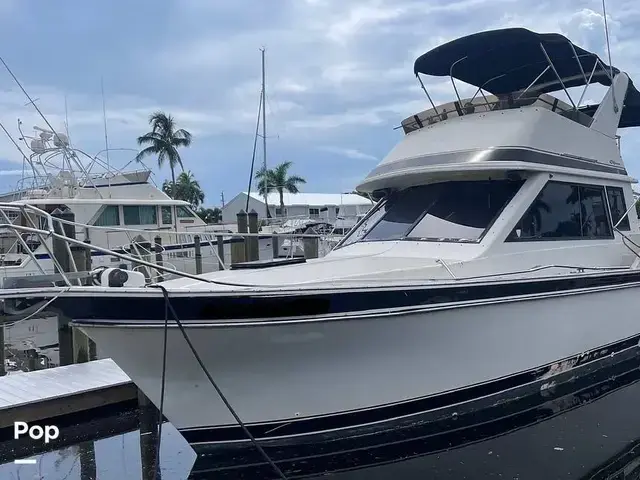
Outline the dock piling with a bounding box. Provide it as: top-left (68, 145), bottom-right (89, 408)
top-left (216, 235), bottom-right (224, 270)
top-left (194, 235), bottom-right (202, 274)
top-left (154, 236), bottom-right (164, 283)
top-left (247, 210), bottom-right (259, 261)
top-left (303, 236), bottom-right (319, 259)
top-left (0, 326), bottom-right (4, 376)
top-left (231, 211), bottom-right (247, 264)
top-left (51, 209), bottom-right (95, 364)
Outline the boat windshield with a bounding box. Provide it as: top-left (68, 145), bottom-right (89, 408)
top-left (338, 179), bottom-right (524, 247)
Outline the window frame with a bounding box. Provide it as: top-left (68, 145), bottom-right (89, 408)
top-left (176, 205), bottom-right (196, 219)
top-left (309, 207), bottom-right (320, 218)
top-left (161, 205), bottom-right (173, 225)
top-left (93, 205), bottom-right (121, 227)
top-left (335, 179), bottom-right (524, 248)
top-left (506, 180), bottom-right (614, 242)
top-left (604, 186), bottom-right (630, 232)
top-left (123, 205), bottom-right (158, 226)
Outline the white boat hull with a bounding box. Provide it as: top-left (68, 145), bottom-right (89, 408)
top-left (76, 280), bottom-right (640, 431)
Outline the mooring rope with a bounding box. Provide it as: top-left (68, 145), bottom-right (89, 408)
top-left (150, 284), bottom-right (287, 479)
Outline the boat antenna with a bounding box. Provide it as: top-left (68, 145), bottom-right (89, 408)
top-left (64, 94), bottom-right (71, 145)
top-left (0, 119), bottom-right (37, 186)
top-left (101, 76), bottom-right (112, 195)
top-left (260, 47), bottom-right (269, 219)
top-left (602, 0), bottom-right (618, 111)
top-left (0, 55), bottom-right (102, 194)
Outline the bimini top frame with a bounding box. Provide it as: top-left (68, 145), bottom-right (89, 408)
top-left (412, 27), bottom-right (640, 129)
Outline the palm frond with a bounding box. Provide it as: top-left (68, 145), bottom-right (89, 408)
top-left (137, 132), bottom-right (163, 146)
top-left (173, 128), bottom-right (192, 145)
top-left (157, 150), bottom-right (167, 168)
top-left (286, 175), bottom-right (306, 185)
top-left (149, 112), bottom-right (173, 134)
top-left (135, 145), bottom-right (161, 163)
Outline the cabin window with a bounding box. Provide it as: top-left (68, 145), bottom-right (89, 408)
top-left (123, 205), bottom-right (158, 225)
top-left (161, 206), bottom-right (173, 225)
top-left (309, 208), bottom-right (320, 218)
top-left (338, 179), bottom-right (523, 246)
top-left (176, 206), bottom-right (195, 218)
top-left (606, 186), bottom-right (630, 231)
top-left (508, 181), bottom-right (612, 241)
top-left (275, 207), bottom-right (287, 217)
top-left (94, 206), bottom-right (120, 226)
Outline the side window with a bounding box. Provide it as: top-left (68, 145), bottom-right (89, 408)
top-left (508, 181), bottom-right (612, 241)
top-left (177, 206), bottom-right (195, 218)
top-left (309, 208), bottom-right (320, 218)
top-left (123, 206), bottom-right (158, 225)
top-left (94, 206), bottom-right (120, 226)
top-left (606, 186), bottom-right (630, 231)
top-left (161, 206), bottom-right (173, 225)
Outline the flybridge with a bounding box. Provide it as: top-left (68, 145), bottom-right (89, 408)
top-left (402, 28), bottom-right (640, 134)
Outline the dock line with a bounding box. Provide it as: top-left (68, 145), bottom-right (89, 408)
top-left (152, 284), bottom-right (288, 480)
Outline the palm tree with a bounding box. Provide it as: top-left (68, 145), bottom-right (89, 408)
top-left (163, 171), bottom-right (204, 209)
top-left (136, 112), bottom-right (192, 198)
top-left (255, 161), bottom-right (306, 212)
top-left (196, 207), bottom-right (222, 224)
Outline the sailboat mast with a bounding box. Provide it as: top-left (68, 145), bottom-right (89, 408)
top-left (261, 47), bottom-right (269, 218)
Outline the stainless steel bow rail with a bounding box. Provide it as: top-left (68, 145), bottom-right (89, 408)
top-left (0, 201), bottom-right (636, 294)
top-left (0, 202), bottom-right (340, 289)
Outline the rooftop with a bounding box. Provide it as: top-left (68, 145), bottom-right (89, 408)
top-left (245, 191), bottom-right (373, 207)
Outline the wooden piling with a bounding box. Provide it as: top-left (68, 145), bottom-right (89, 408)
top-left (271, 235), bottom-right (279, 259)
top-left (0, 326), bottom-right (5, 376)
top-left (27, 349), bottom-right (37, 371)
top-left (58, 315), bottom-right (74, 366)
top-left (216, 235), bottom-right (224, 270)
top-left (303, 236), bottom-right (319, 259)
top-left (51, 209), bottom-right (75, 274)
top-left (83, 228), bottom-right (92, 285)
top-left (154, 236), bottom-right (164, 283)
top-left (194, 235), bottom-right (202, 274)
top-left (138, 390), bottom-right (161, 480)
top-left (246, 210), bottom-right (259, 261)
top-left (51, 209), bottom-right (95, 364)
top-left (131, 235), bottom-right (152, 282)
top-left (231, 211), bottom-right (247, 264)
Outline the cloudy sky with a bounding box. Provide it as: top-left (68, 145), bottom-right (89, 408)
top-left (0, 0), bottom-right (638, 207)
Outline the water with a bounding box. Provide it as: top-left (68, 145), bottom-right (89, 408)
top-left (2, 357), bottom-right (640, 479)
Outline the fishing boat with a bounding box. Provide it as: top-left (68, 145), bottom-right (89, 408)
top-left (6, 28), bottom-right (640, 455)
top-left (0, 122), bottom-right (245, 282)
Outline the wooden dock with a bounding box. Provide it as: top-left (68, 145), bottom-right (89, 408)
top-left (0, 358), bottom-right (136, 430)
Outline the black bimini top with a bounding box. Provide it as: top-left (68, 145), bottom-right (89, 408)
top-left (413, 28), bottom-right (640, 128)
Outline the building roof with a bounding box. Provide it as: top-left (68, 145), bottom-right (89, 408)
top-left (245, 191), bottom-right (373, 207)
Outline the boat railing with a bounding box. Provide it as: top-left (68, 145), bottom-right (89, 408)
top-left (0, 203), bottom-right (341, 287)
top-left (400, 91), bottom-right (595, 134)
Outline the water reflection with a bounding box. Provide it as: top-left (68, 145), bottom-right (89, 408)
top-left (0, 420), bottom-right (195, 480)
top-left (1, 356), bottom-right (640, 479)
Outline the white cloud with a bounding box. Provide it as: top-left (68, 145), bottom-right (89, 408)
top-left (318, 146), bottom-right (378, 161)
top-left (2, 0), bottom-right (640, 200)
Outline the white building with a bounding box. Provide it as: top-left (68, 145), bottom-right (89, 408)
top-left (221, 191), bottom-right (375, 224)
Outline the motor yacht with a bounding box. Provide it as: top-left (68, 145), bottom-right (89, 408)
top-left (7, 28), bottom-right (640, 453)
